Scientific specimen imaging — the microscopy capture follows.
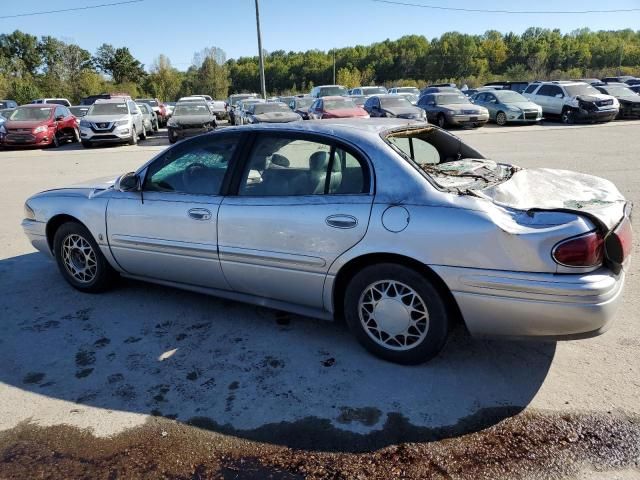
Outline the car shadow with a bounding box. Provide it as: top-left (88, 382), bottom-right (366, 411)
top-left (0, 253), bottom-right (556, 453)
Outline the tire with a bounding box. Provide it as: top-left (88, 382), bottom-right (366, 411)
top-left (561, 108), bottom-right (574, 125)
top-left (53, 222), bottom-right (117, 293)
top-left (436, 113), bottom-right (446, 128)
top-left (496, 111), bottom-right (507, 126)
top-left (71, 127), bottom-right (81, 143)
top-left (128, 126), bottom-right (137, 145)
top-left (81, 140), bottom-right (92, 148)
top-left (168, 129), bottom-right (177, 144)
top-left (343, 263), bottom-right (450, 364)
top-left (140, 123), bottom-right (147, 140)
top-left (50, 131), bottom-right (60, 148)
top-left (153, 119), bottom-right (159, 132)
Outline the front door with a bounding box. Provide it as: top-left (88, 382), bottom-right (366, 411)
top-left (218, 132), bottom-right (374, 308)
top-left (106, 133), bottom-right (240, 289)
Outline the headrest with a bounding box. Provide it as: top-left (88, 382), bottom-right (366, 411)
top-left (309, 151), bottom-right (329, 171)
top-left (270, 154), bottom-right (290, 168)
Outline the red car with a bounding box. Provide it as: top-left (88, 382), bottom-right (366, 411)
top-left (135, 98), bottom-right (168, 126)
top-left (0, 104), bottom-right (79, 148)
top-left (307, 96), bottom-right (370, 119)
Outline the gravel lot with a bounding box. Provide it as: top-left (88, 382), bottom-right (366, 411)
top-left (0, 121), bottom-right (639, 479)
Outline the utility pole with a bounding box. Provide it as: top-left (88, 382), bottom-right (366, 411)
top-left (333, 49), bottom-right (336, 84)
top-left (254, 0), bottom-right (267, 99)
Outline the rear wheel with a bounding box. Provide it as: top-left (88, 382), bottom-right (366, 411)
top-left (344, 263), bottom-right (450, 364)
top-left (496, 111), bottom-right (507, 126)
top-left (139, 123), bottom-right (147, 140)
top-left (436, 113), bottom-right (446, 128)
top-left (71, 127), bottom-right (81, 143)
top-left (53, 222), bottom-right (117, 293)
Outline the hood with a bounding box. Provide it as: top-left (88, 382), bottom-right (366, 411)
top-left (326, 108), bottom-right (368, 118)
top-left (70, 175), bottom-right (118, 190)
top-left (252, 112), bottom-right (300, 123)
top-left (441, 104), bottom-right (482, 112)
top-left (83, 115), bottom-right (128, 123)
top-left (172, 114), bottom-right (214, 125)
top-left (617, 96), bottom-right (640, 104)
top-left (384, 106), bottom-right (424, 117)
top-left (5, 119), bottom-right (51, 129)
top-left (575, 94), bottom-right (614, 103)
top-left (505, 101), bottom-right (540, 109)
top-left (480, 168), bottom-right (626, 230)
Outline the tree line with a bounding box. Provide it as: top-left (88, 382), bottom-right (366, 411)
top-left (1, 27), bottom-right (639, 104)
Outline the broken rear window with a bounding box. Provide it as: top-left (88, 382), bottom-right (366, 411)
top-left (384, 127), bottom-right (515, 192)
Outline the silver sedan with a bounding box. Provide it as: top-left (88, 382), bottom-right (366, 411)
top-left (21, 120), bottom-right (632, 364)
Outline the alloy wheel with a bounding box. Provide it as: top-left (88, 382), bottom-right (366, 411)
top-left (496, 112), bottom-right (507, 126)
top-left (61, 234), bottom-right (97, 284)
top-left (358, 280), bottom-right (430, 351)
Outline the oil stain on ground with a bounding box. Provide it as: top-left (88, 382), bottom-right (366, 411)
top-left (0, 410), bottom-right (638, 479)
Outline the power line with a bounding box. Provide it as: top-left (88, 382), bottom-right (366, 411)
top-left (0, 0), bottom-right (144, 20)
top-left (371, 0), bottom-right (640, 14)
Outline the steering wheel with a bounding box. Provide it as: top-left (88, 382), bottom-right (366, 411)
top-left (182, 162), bottom-right (207, 190)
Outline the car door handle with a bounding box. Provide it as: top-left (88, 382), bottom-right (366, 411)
top-left (326, 214), bottom-right (358, 229)
top-left (188, 208), bottom-right (212, 221)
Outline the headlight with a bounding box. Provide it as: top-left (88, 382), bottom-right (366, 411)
top-left (33, 125), bottom-right (48, 134)
top-left (79, 119), bottom-right (90, 128)
top-left (115, 119), bottom-right (129, 126)
top-left (506, 106), bottom-right (521, 112)
top-left (24, 202), bottom-right (35, 220)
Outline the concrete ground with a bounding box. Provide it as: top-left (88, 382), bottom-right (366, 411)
top-left (0, 121), bottom-right (638, 478)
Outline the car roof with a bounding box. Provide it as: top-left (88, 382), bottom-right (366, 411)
top-left (19, 104), bottom-right (56, 108)
top-left (322, 96), bottom-right (352, 100)
top-left (95, 98), bottom-right (130, 103)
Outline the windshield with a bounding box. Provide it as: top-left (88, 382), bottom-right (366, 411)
top-left (88, 103), bottom-right (129, 115)
top-left (1, 109), bottom-right (14, 119)
top-left (324, 98), bottom-right (356, 109)
top-left (396, 87), bottom-right (420, 95)
top-left (602, 85), bottom-right (635, 97)
top-left (174, 104), bottom-right (210, 116)
top-left (138, 99), bottom-right (159, 107)
top-left (435, 94), bottom-right (469, 105)
top-left (494, 91), bottom-right (528, 103)
top-left (295, 98), bottom-right (313, 108)
top-left (69, 107), bottom-right (89, 116)
top-left (380, 97), bottom-right (413, 108)
top-left (319, 86), bottom-right (348, 97)
top-left (9, 107), bottom-right (52, 121)
top-left (136, 104), bottom-right (149, 113)
top-left (565, 84), bottom-right (600, 97)
top-left (361, 86), bottom-right (387, 95)
top-left (253, 103), bottom-right (290, 114)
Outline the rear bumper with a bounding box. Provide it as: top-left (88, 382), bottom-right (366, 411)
top-left (432, 265), bottom-right (626, 339)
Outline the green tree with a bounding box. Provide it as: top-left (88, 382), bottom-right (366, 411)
top-left (196, 57), bottom-right (230, 99)
top-left (145, 55), bottom-right (182, 101)
top-left (93, 44), bottom-right (145, 84)
top-left (0, 30), bottom-right (41, 76)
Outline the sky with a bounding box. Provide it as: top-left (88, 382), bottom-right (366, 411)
top-left (2, 0), bottom-right (640, 71)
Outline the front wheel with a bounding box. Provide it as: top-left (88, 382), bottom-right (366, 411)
top-left (561, 108), bottom-right (575, 124)
top-left (168, 129), bottom-right (178, 144)
top-left (344, 263), bottom-right (450, 364)
top-left (128, 126), bottom-right (137, 145)
top-left (436, 113), bottom-right (446, 128)
top-left (53, 222), bottom-right (117, 293)
top-left (496, 111), bottom-right (507, 126)
top-left (72, 127), bottom-right (81, 143)
top-left (50, 131), bottom-right (60, 148)
top-left (139, 123), bottom-right (147, 140)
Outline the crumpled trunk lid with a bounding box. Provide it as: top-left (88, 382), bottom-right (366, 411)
top-left (480, 168), bottom-right (627, 230)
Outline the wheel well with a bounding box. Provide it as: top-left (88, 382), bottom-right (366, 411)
top-left (332, 253), bottom-right (463, 327)
top-left (45, 214), bottom-right (83, 254)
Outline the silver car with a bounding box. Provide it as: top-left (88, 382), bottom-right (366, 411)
top-left (136, 103), bottom-right (158, 133)
top-left (80, 98), bottom-right (146, 147)
top-left (22, 120), bottom-right (632, 364)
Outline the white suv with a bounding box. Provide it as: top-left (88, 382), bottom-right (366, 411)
top-left (523, 81), bottom-right (618, 123)
top-left (79, 98), bottom-right (145, 147)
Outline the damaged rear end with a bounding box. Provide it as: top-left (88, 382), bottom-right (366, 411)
top-left (383, 125), bottom-right (632, 339)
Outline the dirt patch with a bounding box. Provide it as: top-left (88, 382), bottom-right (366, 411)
top-left (0, 411), bottom-right (639, 479)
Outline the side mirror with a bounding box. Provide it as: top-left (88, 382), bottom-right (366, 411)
top-left (555, 93), bottom-right (564, 98)
top-left (115, 172), bottom-right (140, 192)
top-left (55, 115), bottom-right (64, 121)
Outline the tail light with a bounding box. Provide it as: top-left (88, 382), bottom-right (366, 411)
top-left (552, 231), bottom-right (604, 267)
top-left (605, 217), bottom-right (633, 265)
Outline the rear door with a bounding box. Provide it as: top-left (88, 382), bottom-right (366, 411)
top-left (106, 132), bottom-right (241, 288)
top-left (217, 132), bottom-right (374, 308)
